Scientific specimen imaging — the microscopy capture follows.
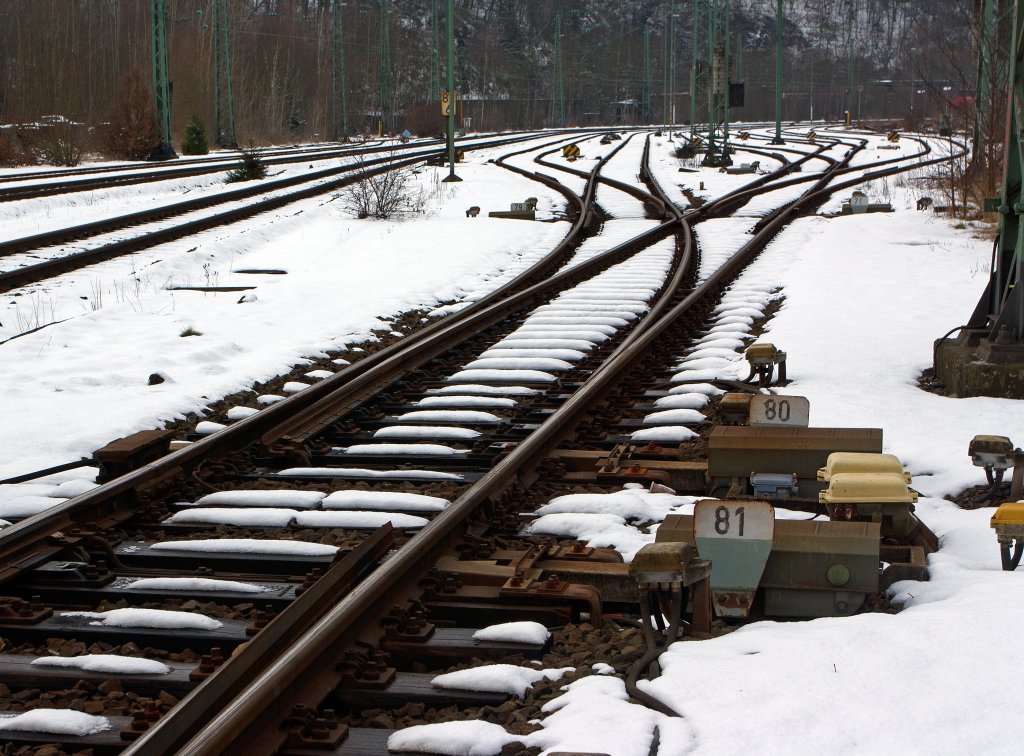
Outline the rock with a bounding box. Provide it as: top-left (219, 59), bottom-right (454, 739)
top-left (397, 703), bottom-right (424, 717)
top-left (365, 714), bottom-right (394, 728)
top-left (13, 688), bottom-right (40, 701)
top-left (148, 373), bottom-right (165, 385)
top-left (98, 679), bottom-right (122, 695)
top-left (158, 691), bottom-right (178, 707)
top-left (84, 700), bottom-right (106, 714)
top-left (34, 747), bottom-right (61, 756)
top-left (59, 641), bottom-right (86, 657)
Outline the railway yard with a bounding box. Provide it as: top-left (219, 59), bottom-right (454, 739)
top-left (0, 124), bottom-right (1021, 756)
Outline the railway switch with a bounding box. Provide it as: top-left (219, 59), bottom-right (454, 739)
top-left (819, 472), bottom-right (934, 548)
top-left (743, 342), bottom-right (787, 386)
top-left (719, 392), bottom-right (752, 424)
top-left (991, 502), bottom-right (1024, 570)
top-left (969, 435), bottom-right (1020, 500)
top-left (629, 541), bottom-right (706, 591)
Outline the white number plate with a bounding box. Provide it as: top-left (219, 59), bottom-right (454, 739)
top-left (748, 394), bottom-right (809, 427)
top-left (694, 500), bottom-right (774, 540)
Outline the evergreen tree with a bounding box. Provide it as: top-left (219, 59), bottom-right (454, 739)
top-left (181, 114), bottom-right (209, 155)
top-left (225, 148), bottom-right (268, 183)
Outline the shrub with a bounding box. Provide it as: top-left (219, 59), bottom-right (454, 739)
top-left (0, 131), bottom-right (24, 166)
top-left (104, 69), bottom-right (160, 160)
top-left (181, 114), bottom-right (209, 155)
top-left (20, 119), bottom-right (85, 166)
top-left (338, 153), bottom-right (428, 219)
top-left (225, 149), bottom-right (268, 183)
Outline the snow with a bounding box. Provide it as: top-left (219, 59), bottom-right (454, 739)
top-left (494, 338), bottom-right (595, 351)
top-left (278, 467), bottom-right (462, 480)
top-left (462, 357), bottom-right (573, 371)
top-left (387, 720), bottom-right (518, 755)
top-left (0, 494), bottom-right (66, 518)
top-left (226, 406), bottom-right (260, 420)
top-left (195, 489), bottom-right (326, 508)
top-left (195, 420), bottom-right (227, 435)
top-left (431, 664), bottom-right (573, 697)
top-left (323, 490), bottom-right (449, 512)
top-left (149, 538), bottom-right (338, 555)
top-left (472, 621), bottom-right (550, 645)
top-left (667, 382), bottom-right (724, 396)
top-left (630, 426), bottom-right (700, 443)
top-left (337, 443), bottom-right (467, 456)
top-left (293, 510), bottom-right (429, 529)
top-left (527, 675), bottom-right (663, 756)
top-left (282, 381), bottom-right (310, 394)
top-left (373, 426), bottom-right (480, 440)
top-left (0, 153), bottom-right (571, 481)
top-left (426, 384), bottom-right (538, 396)
top-left (0, 709), bottom-right (111, 736)
top-left (447, 369), bottom-right (557, 383)
top-left (393, 410), bottom-right (502, 424)
top-left (537, 491), bottom-right (699, 522)
top-left (126, 577), bottom-right (270, 593)
top-left (591, 662), bottom-right (615, 675)
top-left (51, 478), bottom-right (98, 497)
top-left (61, 607), bottom-right (222, 630)
top-left (652, 393), bottom-right (710, 410)
top-left (413, 395), bottom-right (518, 408)
top-left (166, 507), bottom-right (299, 527)
top-left (641, 409), bottom-right (706, 425)
top-left (32, 654), bottom-right (171, 675)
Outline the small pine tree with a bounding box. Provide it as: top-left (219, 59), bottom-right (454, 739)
top-left (181, 115), bottom-right (209, 155)
top-left (225, 148), bottom-right (268, 183)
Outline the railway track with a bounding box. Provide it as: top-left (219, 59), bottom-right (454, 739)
top-left (0, 127), bottom-right (961, 755)
top-left (0, 138), bottom-right (441, 202)
top-left (0, 131), bottom-right (603, 294)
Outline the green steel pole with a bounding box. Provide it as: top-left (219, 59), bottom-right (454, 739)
top-left (722, 0), bottom-right (730, 153)
top-left (443, 0), bottom-right (461, 181)
top-left (669, 0), bottom-right (676, 140)
top-left (690, 0), bottom-right (697, 137)
top-left (151, 0), bottom-right (174, 157)
top-left (332, 0), bottom-right (348, 140)
top-left (771, 0), bottom-right (784, 143)
top-left (847, 2), bottom-right (855, 127)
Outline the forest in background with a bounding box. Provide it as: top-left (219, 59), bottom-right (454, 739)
top-left (0, 1), bottom-right (994, 148)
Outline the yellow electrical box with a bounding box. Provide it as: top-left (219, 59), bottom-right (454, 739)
top-left (819, 472), bottom-right (918, 505)
top-left (719, 393), bottom-right (752, 425)
top-left (745, 342), bottom-right (783, 366)
top-left (817, 452), bottom-right (911, 483)
top-left (991, 502), bottom-right (1024, 532)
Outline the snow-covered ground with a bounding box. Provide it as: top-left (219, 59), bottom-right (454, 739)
top-left (0, 137), bottom-right (570, 481)
top-left (2, 127), bottom-right (1020, 755)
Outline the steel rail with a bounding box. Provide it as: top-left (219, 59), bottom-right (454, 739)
top-left (0, 132), bottom-right (542, 202)
top-left (0, 132), bottom-right (564, 259)
top-left (142, 133), bottom-right (871, 756)
top-left (0, 132), bottom-right (582, 292)
top-left (0, 131), bottom-right (630, 580)
top-left (126, 155), bottom-right (700, 756)
top-left (158, 126), bottom-right (872, 756)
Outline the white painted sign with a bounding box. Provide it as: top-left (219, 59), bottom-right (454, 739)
top-left (695, 500), bottom-right (775, 541)
top-left (748, 394), bottom-right (810, 427)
